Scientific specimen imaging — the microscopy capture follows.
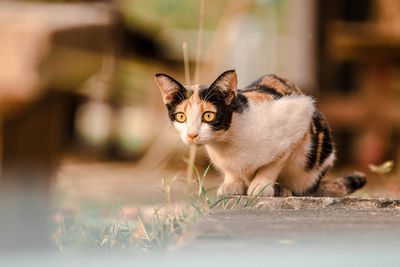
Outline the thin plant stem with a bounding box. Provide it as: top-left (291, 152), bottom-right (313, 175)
top-left (182, 42), bottom-right (191, 86)
top-left (186, 0), bottom-right (205, 184)
top-left (0, 117), bottom-right (2, 184)
top-left (194, 0), bottom-right (205, 84)
top-left (182, 41), bottom-right (196, 185)
top-left (186, 147), bottom-right (197, 185)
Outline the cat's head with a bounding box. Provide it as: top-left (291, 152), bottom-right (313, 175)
top-left (155, 70), bottom-right (241, 145)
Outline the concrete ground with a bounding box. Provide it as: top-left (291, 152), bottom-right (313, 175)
top-left (2, 191), bottom-right (400, 266)
top-left (51, 161), bottom-right (400, 266)
top-left (12, 161), bottom-right (392, 266)
top-left (175, 197), bottom-right (400, 266)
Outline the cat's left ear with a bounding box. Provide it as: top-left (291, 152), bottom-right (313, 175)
top-left (209, 70), bottom-right (237, 105)
top-left (154, 73), bottom-right (186, 104)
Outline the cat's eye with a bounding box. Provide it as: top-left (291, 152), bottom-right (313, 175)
top-left (202, 112), bottom-right (216, 122)
top-left (175, 112), bottom-right (187, 123)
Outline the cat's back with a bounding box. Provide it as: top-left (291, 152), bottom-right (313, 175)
top-left (210, 74), bottom-right (314, 173)
top-left (229, 74), bottom-right (314, 163)
top-left (238, 74), bottom-right (303, 102)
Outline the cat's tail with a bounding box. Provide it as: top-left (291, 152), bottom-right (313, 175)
top-left (310, 171), bottom-right (367, 197)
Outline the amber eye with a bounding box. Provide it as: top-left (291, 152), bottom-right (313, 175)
top-left (202, 112), bottom-right (216, 122)
top-left (175, 112), bottom-right (187, 123)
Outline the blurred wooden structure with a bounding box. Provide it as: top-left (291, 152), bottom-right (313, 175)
top-left (0, 2), bottom-right (115, 249)
top-left (317, 0), bottom-right (400, 168)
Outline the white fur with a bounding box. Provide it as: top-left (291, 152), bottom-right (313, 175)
top-left (172, 93), bottom-right (332, 197)
top-left (158, 71), bottom-right (336, 197)
top-left (207, 95), bottom-right (314, 172)
top-left (205, 95), bottom-right (316, 196)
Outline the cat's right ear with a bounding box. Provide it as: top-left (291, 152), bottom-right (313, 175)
top-left (154, 74), bottom-right (186, 104)
top-left (209, 70), bottom-right (237, 105)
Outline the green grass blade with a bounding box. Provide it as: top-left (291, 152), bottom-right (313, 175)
top-left (245, 185), bottom-right (259, 206)
top-left (193, 164), bottom-right (201, 181)
top-left (191, 202), bottom-right (202, 216)
top-left (245, 183), bottom-right (272, 207)
top-left (209, 196), bottom-right (233, 209)
top-left (203, 163), bottom-right (212, 178)
top-left (231, 194), bottom-right (243, 209)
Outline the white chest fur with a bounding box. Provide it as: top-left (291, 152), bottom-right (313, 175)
top-left (205, 95), bottom-right (314, 176)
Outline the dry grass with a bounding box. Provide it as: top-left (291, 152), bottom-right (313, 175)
top-left (52, 163), bottom-right (271, 252)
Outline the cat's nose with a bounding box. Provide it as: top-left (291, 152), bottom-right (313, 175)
top-left (187, 133), bottom-right (199, 140)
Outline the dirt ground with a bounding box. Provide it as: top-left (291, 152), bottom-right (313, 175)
top-left (54, 158), bottom-right (222, 211)
top-left (54, 157), bottom-right (397, 207)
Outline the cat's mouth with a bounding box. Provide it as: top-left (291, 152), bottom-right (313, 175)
top-left (184, 138), bottom-right (206, 146)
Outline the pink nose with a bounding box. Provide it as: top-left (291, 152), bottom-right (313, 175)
top-left (187, 133), bottom-right (199, 140)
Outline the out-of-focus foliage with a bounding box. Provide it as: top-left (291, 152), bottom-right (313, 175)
top-left (119, 0), bottom-right (229, 31)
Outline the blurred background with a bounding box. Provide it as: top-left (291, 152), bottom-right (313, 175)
top-left (0, 0), bottom-right (400, 252)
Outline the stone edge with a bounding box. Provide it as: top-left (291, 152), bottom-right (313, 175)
top-left (222, 196), bottom-right (400, 210)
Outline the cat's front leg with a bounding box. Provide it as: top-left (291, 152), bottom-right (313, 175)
top-left (248, 150), bottom-right (292, 196)
top-left (217, 172), bottom-right (248, 196)
top-left (248, 158), bottom-right (289, 197)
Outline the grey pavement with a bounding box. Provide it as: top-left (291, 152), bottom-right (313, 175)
top-left (176, 197), bottom-right (400, 266)
top-left (2, 197), bottom-right (400, 266)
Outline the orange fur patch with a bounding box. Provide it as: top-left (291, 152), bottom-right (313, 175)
top-left (243, 91), bottom-right (273, 103)
top-left (175, 100), bottom-right (188, 113)
top-left (175, 90), bottom-right (217, 115)
top-left (261, 76), bottom-right (302, 95)
top-left (315, 132), bottom-right (324, 165)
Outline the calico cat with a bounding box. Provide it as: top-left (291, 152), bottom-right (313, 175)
top-left (154, 70), bottom-right (366, 197)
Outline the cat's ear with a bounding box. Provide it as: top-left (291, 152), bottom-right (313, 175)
top-left (209, 70), bottom-right (237, 105)
top-left (154, 74), bottom-right (186, 104)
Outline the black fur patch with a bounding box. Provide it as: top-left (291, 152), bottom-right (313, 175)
top-left (306, 123), bottom-right (319, 170)
top-left (243, 74), bottom-right (295, 99)
top-left (197, 84), bottom-right (209, 91)
top-left (257, 85), bottom-right (283, 99)
top-left (198, 88), bottom-right (248, 131)
top-left (239, 86), bottom-right (283, 99)
top-left (165, 88), bottom-right (192, 122)
top-left (269, 74), bottom-right (288, 86)
top-left (232, 94), bottom-right (249, 113)
top-left (305, 111), bottom-right (333, 170)
top-left (344, 173), bottom-right (366, 191)
top-left (319, 126), bottom-right (333, 165)
top-left (303, 166), bottom-right (330, 195)
top-left (273, 183), bottom-right (280, 197)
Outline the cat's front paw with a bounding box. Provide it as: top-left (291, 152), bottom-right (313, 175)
top-left (247, 182), bottom-right (275, 197)
top-left (217, 181), bottom-right (246, 196)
